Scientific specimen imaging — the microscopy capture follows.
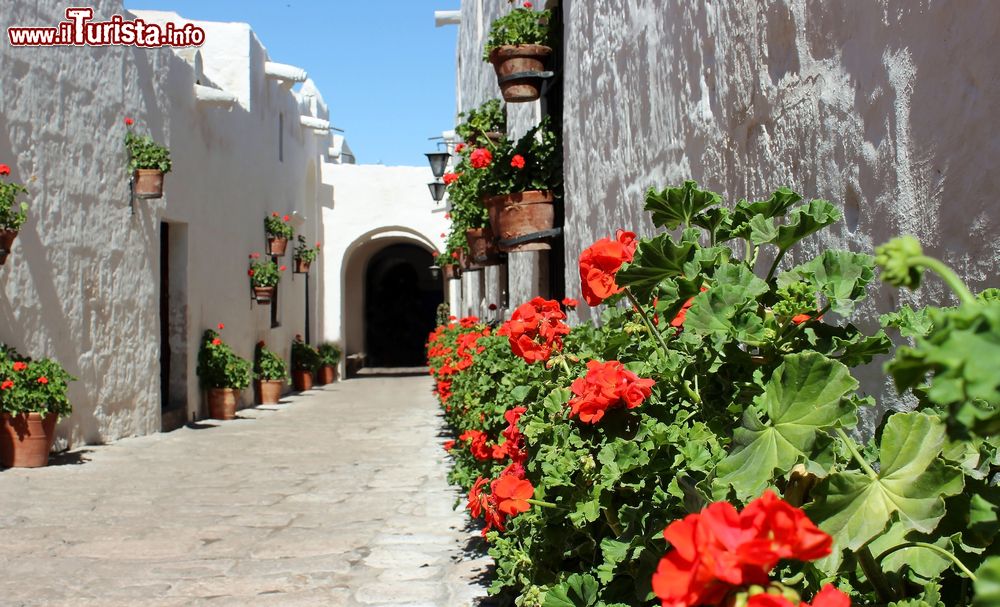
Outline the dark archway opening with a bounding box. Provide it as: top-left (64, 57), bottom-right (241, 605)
top-left (364, 244), bottom-right (443, 367)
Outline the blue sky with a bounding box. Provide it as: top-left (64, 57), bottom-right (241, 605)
top-left (125, 0), bottom-right (460, 166)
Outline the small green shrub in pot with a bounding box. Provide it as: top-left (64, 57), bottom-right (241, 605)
top-left (253, 343), bottom-right (288, 382)
top-left (264, 212), bottom-right (294, 240)
top-left (291, 337), bottom-right (320, 373)
top-left (124, 118), bottom-right (172, 174)
top-left (0, 346), bottom-right (74, 418)
top-left (248, 253), bottom-right (286, 288)
top-left (317, 343), bottom-right (342, 368)
top-left (455, 99), bottom-right (507, 147)
top-left (482, 3), bottom-right (552, 61)
top-left (0, 163), bottom-right (28, 233)
top-left (196, 329), bottom-right (251, 390)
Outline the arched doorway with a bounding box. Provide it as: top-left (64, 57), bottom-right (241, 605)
top-left (363, 244), bottom-right (442, 367)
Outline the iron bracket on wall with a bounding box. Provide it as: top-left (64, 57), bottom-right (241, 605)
top-left (498, 227), bottom-right (562, 249)
top-left (497, 70), bottom-right (557, 98)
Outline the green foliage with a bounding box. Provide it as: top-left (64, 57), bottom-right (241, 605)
top-left (248, 257), bottom-right (284, 288)
top-left (482, 116), bottom-right (562, 198)
top-left (456, 99), bottom-right (506, 146)
top-left (317, 342), bottom-right (342, 367)
top-left (974, 557), bottom-right (1000, 607)
top-left (483, 7), bottom-right (551, 60)
top-left (291, 338), bottom-right (320, 372)
top-left (124, 129), bottom-right (172, 173)
top-left (293, 235), bottom-right (319, 263)
top-left (196, 330), bottom-right (251, 390)
top-left (0, 174), bottom-right (28, 232)
top-left (254, 344), bottom-right (288, 382)
top-left (0, 345), bottom-right (75, 417)
top-left (264, 213), bottom-right (294, 239)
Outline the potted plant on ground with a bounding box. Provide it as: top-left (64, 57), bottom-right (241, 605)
top-left (293, 236), bottom-right (320, 273)
top-left (264, 212), bottom-right (294, 256)
top-left (124, 117), bottom-right (172, 199)
top-left (316, 342), bottom-right (342, 385)
top-left (482, 116), bottom-right (562, 252)
top-left (248, 253), bottom-right (285, 304)
top-left (290, 336), bottom-right (319, 391)
top-left (0, 345), bottom-right (74, 468)
top-left (483, 3), bottom-right (553, 102)
top-left (455, 99), bottom-right (507, 146)
top-left (196, 327), bottom-right (251, 420)
top-left (253, 341), bottom-right (288, 405)
top-left (0, 164), bottom-right (28, 266)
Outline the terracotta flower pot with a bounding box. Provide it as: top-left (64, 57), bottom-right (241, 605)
top-left (294, 258), bottom-right (311, 273)
top-left (485, 131), bottom-right (506, 143)
top-left (0, 412), bottom-right (58, 468)
top-left (442, 264), bottom-right (460, 280)
top-left (254, 379), bottom-right (283, 405)
top-left (253, 286), bottom-right (275, 304)
top-left (465, 227), bottom-right (502, 267)
top-left (133, 169), bottom-right (164, 199)
top-left (207, 388), bottom-right (239, 420)
top-left (266, 236), bottom-right (288, 256)
top-left (484, 190), bottom-right (557, 252)
top-left (0, 229), bottom-right (18, 266)
top-left (317, 365), bottom-right (338, 385)
top-left (292, 369), bottom-right (314, 392)
top-left (489, 44), bottom-right (553, 102)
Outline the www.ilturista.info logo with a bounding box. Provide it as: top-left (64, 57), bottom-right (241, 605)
top-left (7, 8), bottom-right (205, 48)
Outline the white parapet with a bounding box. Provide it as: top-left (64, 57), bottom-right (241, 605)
top-left (264, 61), bottom-right (308, 87)
top-left (435, 10), bottom-right (461, 27)
top-left (300, 115), bottom-right (331, 132)
top-left (194, 84), bottom-right (239, 108)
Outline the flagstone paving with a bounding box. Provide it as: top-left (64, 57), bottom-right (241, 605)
top-left (0, 376), bottom-right (490, 606)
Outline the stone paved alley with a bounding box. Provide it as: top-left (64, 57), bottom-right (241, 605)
top-left (0, 377), bottom-right (489, 606)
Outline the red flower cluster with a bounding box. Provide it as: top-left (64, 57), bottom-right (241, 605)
top-left (455, 143), bottom-right (466, 153)
top-left (510, 154), bottom-right (526, 169)
top-left (443, 172), bottom-right (460, 185)
top-left (568, 360), bottom-right (655, 423)
top-left (124, 117), bottom-right (134, 126)
top-left (652, 491), bottom-right (836, 607)
top-left (0, 164), bottom-right (10, 176)
top-left (791, 312), bottom-right (823, 325)
top-left (747, 586), bottom-right (850, 607)
top-left (217, 323), bottom-right (225, 330)
top-left (499, 297), bottom-right (570, 363)
top-left (0, 380), bottom-right (13, 390)
top-left (562, 297), bottom-right (578, 309)
top-left (467, 471), bottom-right (534, 537)
top-left (492, 406), bottom-right (528, 464)
top-left (37, 376), bottom-right (48, 385)
top-left (12, 362), bottom-right (27, 372)
top-left (211, 338), bottom-right (222, 346)
top-left (470, 148), bottom-right (493, 169)
top-left (459, 429), bottom-right (492, 461)
top-left (579, 230), bottom-right (638, 306)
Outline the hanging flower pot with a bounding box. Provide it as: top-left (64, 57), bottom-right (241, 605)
top-left (207, 388), bottom-right (239, 420)
top-left (264, 212), bottom-right (294, 256)
top-left (133, 169), bottom-right (164, 199)
top-left (465, 227), bottom-right (502, 267)
top-left (443, 264), bottom-right (461, 280)
top-left (489, 45), bottom-right (553, 102)
top-left (0, 162), bottom-right (29, 266)
top-left (253, 286), bottom-right (275, 304)
top-left (266, 237), bottom-right (288, 256)
top-left (0, 230), bottom-right (18, 266)
top-left (484, 190), bottom-right (557, 252)
top-left (0, 413), bottom-right (58, 468)
top-left (248, 254), bottom-right (285, 304)
top-left (294, 258), bottom-right (310, 273)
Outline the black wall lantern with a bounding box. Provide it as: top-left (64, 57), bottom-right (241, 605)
top-left (427, 180), bottom-right (447, 202)
top-left (425, 152), bottom-right (451, 179)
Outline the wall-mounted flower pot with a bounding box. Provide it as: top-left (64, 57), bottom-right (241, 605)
top-left (294, 259), bottom-right (311, 274)
top-left (266, 236), bottom-right (288, 256)
top-left (489, 45), bottom-right (552, 102)
top-left (0, 230), bottom-right (18, 266)
top-left (484, 190), bottom-right (557, 252)
top-left (0, 412), bottom-right (57, 468)
top-left (133, 169), bottom-right (165, 199)
top-left (442, 264), bottom-right (460, 280)
top-left (465, 227), bottom-right (502, 267)
top-left (485, 131), bottom-right (506, 143)
top-left (207, 388), bottom-right (239, 420)
top-left (317, 365), bottom-right (338, 385)
top-left (254, 380), bottom-right (283, 405)
top-left (292, 369), bottom-right (314, 392)
top-left (253, 286), bottom-right (275, 304)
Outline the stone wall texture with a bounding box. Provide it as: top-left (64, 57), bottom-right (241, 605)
top-left (454, 0), bottom-right (1000, 407)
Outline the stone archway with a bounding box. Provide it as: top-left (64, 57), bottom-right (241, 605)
top-left (363, 244), bottom-right (441, 367)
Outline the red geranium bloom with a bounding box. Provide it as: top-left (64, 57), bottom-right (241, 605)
top-left (124, 117), bottom-right (134, 126)
top-left (12, 362), bottom-right (27, 372)
top-left (492, 474), bottom-right (534, 515)
top-left (316, 242), bottom-right (321, 249)
top-left (501, 297), bottom-right (570, 363)
top-left (272, 211), bottom-right (279, 217)
top-left (746, 585), bottom-right (851, 607)
top-left (568, 360), bottom-right (655, 423)
top-left (510, 154), bottom-right (526, 169)
top-left (212, 338), bottom-right (222, 346)
top-left (452, 251), bottom-right (460, 259)
top-left (470, 148), bottom-right (493, 169)
top-left (524, 1), bottom-right (533, 7)
top-left (248, 269), bottom-right (255, 277)
top-left (217, 323), bottom-right (225, 330)
top-left (0, 380), bottom-right (13, 390)
top-left (0, 164), bottom-right (10, 176)
top-left (562, 297), bottom-right (578, 309)
top-left (37, 376), bottom-right (48, 385)
top-left (578, 230), bottom-right (638, 306)
top-left (444, 213), bottom-right (451, 219)
top-left (282, 214), bottom-right (290, 222)
top-left (279, 265), bottom-right (287, 272)
top-left (467, 476), bottom-right (490, 519)
top-left (455, 143), bottom-right (466, 153)
top-left (443, 440), bottom-right (456, 452)
top-left (443, 172), bottom-right (459, 185)
top-left (791, 312), bottom-right (824, 325)
top-left (488, 303), bottom-right (498, 311)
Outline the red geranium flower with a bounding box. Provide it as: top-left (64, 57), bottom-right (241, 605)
top-left (0, 380), bottom-right (13, 390)
top-left (124, 117), bottom-right (134, 126)
top-left (443, 172), bottom-right (459, 185)
top-left (470, 148), bottom-right (493, 169)
top-left (272, 211), bottom-right (279, 217)
top-left (212, 338), bottom-right (222, 346)
top-left (12, 362), bottom-right (27, 372)
top-left (524, 1), bottom-right (533, 7)
top-left (444, 213), bottom-right (451, 219)
top-left (443, 440), bottom-right (456, 452)
top-left (282, 214), bottom-right (290, 222)
top-left (452, 251), bottom-right (460, 259)
top-left (217, 323), bottom-right (225, 330)
top-left (578, 230), bottom-right (638, 306)
top-left (501, 297), bottom-right (570, 363)
top-left (747, 585), bottom-right (851, 607)
top-left (562, 297), bottom-right (578, 309)
top-left (316, 242), bottom-right (321, 249)
top-left (510, 154), bottom-right (526, 169)
top-left (568, 360), bottom-right (654, 423)
top-left (0, 164), bottom-right (10, 176)
top-left (37, 376), bottom-right (49, 385)
top-left (492, 474), bottom-right (534, 515)
top-left (248, 269), bottom-right (255, 277)
top-left (488, 303), bottom-right (498, 311)
top-left (455, 143), bottom-right (466, 152)
top-left (279, 265), bottom-right (287, 272)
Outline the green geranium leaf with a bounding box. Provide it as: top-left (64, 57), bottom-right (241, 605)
top-left (748, 215), bottom-right (779, 246)
top-left (793, 250), bottom-right (876, 316)
top-left (716, 352), bottom-right (859, 499)
top-left (683, 264), bottom-right (770, 345)
top-left (617, 233), bottom-right (698, 301)
top-left (881, 305), bottom-right (934, 339)
top-left (596, 538), bottom-right (631, 584)
top-left (974, 557), bottom-right (1000, 607)
top-left (543, 573), bottom-right (599, 607)
top-left (644, 181), bottom-right (722, 230)
top-left (809, 412), bottom-right (964, 551)
top-left (868, 521), bottom-right (954, 580)
top-left (767, 199), bottom-right (842, 253)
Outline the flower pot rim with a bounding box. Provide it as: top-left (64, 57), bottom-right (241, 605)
top-left (133, 168), bottom-right (164, 175)
top-left (483, 189), bottom-right (555, 208)
top-left (490, 44), bottom-right (553, 62)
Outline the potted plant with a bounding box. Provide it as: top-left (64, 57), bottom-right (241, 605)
top-left (293, 236), bottom-right (320, 273)
top-left (316, 342), bottom-right (342, 385)
top-left (481, 116), bottom-right (562, 251)
top-left (0, 164), bottom-right (28, 266)
top-left (483, 3), bottom-right (553, 102)
top-left (455, 99), bottom-right (507, 146)
top-left (124, 117), bottom-right (172, 199)
top-left (264, 212), bottom-right (294, 256)
top-left (290, 336), bottom-right (319, 391)
top-left (434, 247), bottom-right (462, 280)
top-left (248, 253), bottom-right (286, 304)
top-left (196, 327), bottom-right (251, 420)
top-left (0, 346), bottom-right (74, 468)
top-left (253, 341), bottom-right (288, 405)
